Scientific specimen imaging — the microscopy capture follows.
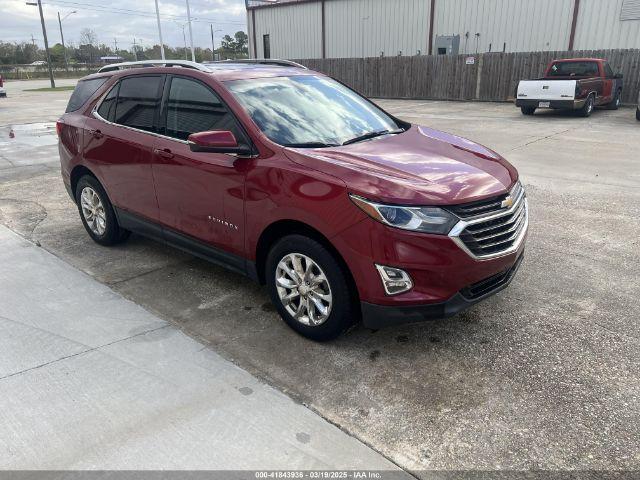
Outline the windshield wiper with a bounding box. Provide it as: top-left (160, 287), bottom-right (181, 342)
top-left (283, 142), bottom-right (339, 148)
top-left (342, 129), bottom-right (403, 146)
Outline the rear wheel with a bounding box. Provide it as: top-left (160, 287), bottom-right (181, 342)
top-left (579, 94), bottom-right (595, 117)
top-left (521, 106), bottom-right (536, 116)
top-left (607, 89), bottom-right (622, 110)
top-left (636, 107), bottom-right (640, 121)
top-left (266, 235), bottom-right (356, 341)
top-left (75, 175), bottom-right (130, 246)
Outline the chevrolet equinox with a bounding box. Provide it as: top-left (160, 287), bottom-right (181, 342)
top-left (58, 60), bottom-right (528, 341)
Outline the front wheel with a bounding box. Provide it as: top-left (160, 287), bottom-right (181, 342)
top-left (265, 235), bottom-right (357, 341)
top-left (521, 106), bottom-right (536, 116)
top-left (607, 89), bottom-right (621, 110)
top-left (579, 95), bottom-right (595, 117)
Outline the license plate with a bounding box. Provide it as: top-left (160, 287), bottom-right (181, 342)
top-left (539, 101), bottom-right (550, 108)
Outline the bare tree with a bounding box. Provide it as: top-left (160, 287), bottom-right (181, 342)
top-left (79, 28), bottom-right (97, 63)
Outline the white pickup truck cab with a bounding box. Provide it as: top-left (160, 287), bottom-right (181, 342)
top-left (516, 58), bottom-right (623, 117)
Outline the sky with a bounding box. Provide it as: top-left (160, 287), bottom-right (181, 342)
top-left (3, 0), bottom-right (248, 52)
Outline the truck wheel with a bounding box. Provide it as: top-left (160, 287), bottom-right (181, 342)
top-left (636, 108), bottom-right (640, 121)
top-left (607, 89), bottom-right (621, 110)
top-left (579, 95), bottom-right (595, 117)
top-left (521, 106), bottom-right (536, 116)
top-left (265, 235), bottom-right (357, 341)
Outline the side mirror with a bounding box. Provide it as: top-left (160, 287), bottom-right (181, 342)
top-left (614, 73), bottom-right (623, 79)
top-left (188, 130), bottom-right (252, 155)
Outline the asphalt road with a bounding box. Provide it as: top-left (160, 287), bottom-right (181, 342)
top-left (0, 79), bottom-right (638, 474)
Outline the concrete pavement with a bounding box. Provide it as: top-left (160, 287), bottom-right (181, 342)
top-left (0, 225), bottom-right (401, 471)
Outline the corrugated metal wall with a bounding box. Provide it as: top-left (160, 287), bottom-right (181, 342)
top-left (573, 0), bottom-right (640, 49)
top-left (251, 1), bottom-right (323, 59)
top-left (248, 0), bottom-right (640, 59)
top-left (433, 0), bottom-right (574, 54)
top-left (324, 0), bottom-right (431, 58)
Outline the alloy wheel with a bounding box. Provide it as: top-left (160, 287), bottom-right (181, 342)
top-left (275, 253), bottom-right (333, 326)
top-left (80, 186), bottom-right (106, 236)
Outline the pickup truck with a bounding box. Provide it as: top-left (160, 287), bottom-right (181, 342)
top-left (516, 58), bottom-right (623, 117)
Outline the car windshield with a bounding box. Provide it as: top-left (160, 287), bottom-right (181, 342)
top-left (548, 61), bottom-right (599, 77)
top-left (225, 75), bottom-right (403, 147)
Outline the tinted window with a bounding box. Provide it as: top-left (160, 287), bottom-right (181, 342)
top-left (114, 76), bottom-right (162, 132)
top-left (66, 77), bottom-right (108, 112)
top-left (165, 76), bottom-right (241, 141)
top-left (97, 83), bottom-right (119, 122)
top-left (226, 75), bottom-right (401, 147)
top-left (548, 61), bottom-right (599, 77)
top-left (604, 63), bottom-right (614, 78)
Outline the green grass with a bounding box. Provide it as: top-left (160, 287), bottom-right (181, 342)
top-left (24, 86), bottom-right (76, 92)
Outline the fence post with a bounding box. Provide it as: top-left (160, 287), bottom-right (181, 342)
top-left (474, 53), bottom-right (484, 100)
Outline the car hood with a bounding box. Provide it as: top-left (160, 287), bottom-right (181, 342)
top-left (283, 125), bottom-right (518, 205)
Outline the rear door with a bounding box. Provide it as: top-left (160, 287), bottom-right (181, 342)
top-left (152, 74), bottom-right (248, 257)
top-left (83, 75), bottom-right (163, 222)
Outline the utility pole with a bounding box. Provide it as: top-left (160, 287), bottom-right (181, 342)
top-left (57, 10), bottom-right (75, 72)
top-left (132, 38), bottom-right (138, 60)
top-left (185, 0), bottom-right (195, 62)
top-left (154, 0), bottom-right (165, 60)
top-left (114, 38), bottom-right (118, 55)
top-left (210, 26), bottom-right (222, 61)
top-left (26, 1), bottom-right (55, 88)
top-left (57, 12), bottom-right (67, 71)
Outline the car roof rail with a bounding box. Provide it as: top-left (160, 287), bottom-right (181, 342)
top-left (97, 59), bottom-right (212, 73)
top-left (204, 59), bottom-right (308, 69)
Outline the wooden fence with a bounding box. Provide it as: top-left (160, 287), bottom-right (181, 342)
top-left (295, 49), bottom-right (640, 105)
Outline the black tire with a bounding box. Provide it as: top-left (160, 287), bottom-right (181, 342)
top-left (521, 106), bottom-right (536, 116)
top-left (579, 94), bottom-right (595, 117)
top-left (265, 234), bottom-right (357, 341)
top-left (75, 175), bottom-right (130, 246)
top-left (607, 89), bottom-right (622, 110)
top-left (636, 108), bottom-right (640, 121)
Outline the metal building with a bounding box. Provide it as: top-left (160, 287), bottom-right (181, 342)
top-left (246, 0), bottom-right (640, 59)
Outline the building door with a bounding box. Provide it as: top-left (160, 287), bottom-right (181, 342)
top-left (263, 34), bottom-right (270, 59)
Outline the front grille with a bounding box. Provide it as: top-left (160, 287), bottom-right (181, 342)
top-left (460, 253), bottom-right (524, 300)
top-left (450, 182), bottom-right (528, 258)
top-left (447, 182), bottom-right (523, 219)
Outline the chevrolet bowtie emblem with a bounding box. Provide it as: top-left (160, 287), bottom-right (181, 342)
top-left (501, 196), bottom-right (514, 209)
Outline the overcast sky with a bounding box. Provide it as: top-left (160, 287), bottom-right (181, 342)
top-left (3, 0), bottom-right (248, 51)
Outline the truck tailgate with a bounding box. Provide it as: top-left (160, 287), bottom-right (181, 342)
top-left (517, 80), bottom-right (576, 101)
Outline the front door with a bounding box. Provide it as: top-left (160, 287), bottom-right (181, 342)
top-left (84, 75), bottom-right (163, 222)
top-left (152, 75), bottom-right (248, 257)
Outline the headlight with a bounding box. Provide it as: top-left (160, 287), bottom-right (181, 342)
top-left (350, 194), bottom-right (459, 234)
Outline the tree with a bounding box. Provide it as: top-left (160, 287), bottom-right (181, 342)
top-left (234, 31), bottom-right (248, 55)
top-left (79, 28), bottom-right (97, 62)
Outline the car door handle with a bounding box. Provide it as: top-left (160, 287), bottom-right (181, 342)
top-left (153, 148), bottom-right (174, 159)
top-left (89, 129), bottom-right (103, 139)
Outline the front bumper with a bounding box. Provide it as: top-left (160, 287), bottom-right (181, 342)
top-left (361, 251), bottom-right (524, 328)
top-left (516, 98), bottom-right (585, 110)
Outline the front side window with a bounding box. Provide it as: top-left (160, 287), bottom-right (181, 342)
top-left (165, 76), bottom-right (242, 141)
top-left (113, 76), bottom-right (162, 132)
top-left (225, 75), bottom-right (401, 147)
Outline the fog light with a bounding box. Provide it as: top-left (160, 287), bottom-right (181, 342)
top-left (375, 264), bottom-right (413, 295)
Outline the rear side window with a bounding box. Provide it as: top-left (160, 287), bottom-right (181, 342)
top-left (65, 77), bottom-right (109, 112)
top-left (114, 76), bottom-right (162, 133)
top-left (165, 76), bottom-right (243, 141)
top-left (96, 83), bottom-right (119, 122)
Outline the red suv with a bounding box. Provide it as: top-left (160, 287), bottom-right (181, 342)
top-left (58, 60), bottom-right (528, 341)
